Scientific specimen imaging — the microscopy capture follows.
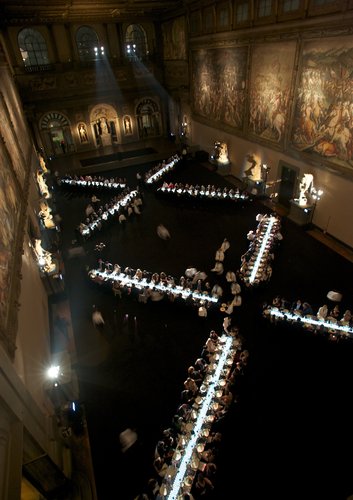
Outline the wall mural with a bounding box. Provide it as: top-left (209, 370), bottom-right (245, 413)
top-left (192, 47), bottom-right (248, 130)
top-left (249, 41), bottom-right (296, 145)
top-left (162, 16), bottom-right (186, 60)
top-left (291, 37), bottom-right (353, 170)
top-left (0, 144), bottom-right (20, 341)
top-left (0, 92), bottom-right (26, 188)
top-left (1, 72), bottom-right (28, 143)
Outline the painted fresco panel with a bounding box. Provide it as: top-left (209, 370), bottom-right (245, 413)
top-left (192, 47), bottom-right (248, 130)
top-left (162, 17), bottom-right (186, 61)
top-left (291, 37), bottom-right (353, 171)
top-left (249, 41), bottom-right (296, 144)
top-left (1, 71), bottom-right (28, 142)
top-left (0, 143), bottom-right (21, 336)
top-left (0, 93), bottom-right (26, 188)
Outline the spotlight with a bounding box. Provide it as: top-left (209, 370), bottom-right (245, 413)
top-left (47, 365), bottom-right (60, 379)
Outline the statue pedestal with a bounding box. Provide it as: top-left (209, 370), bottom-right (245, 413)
top-left (101, 134), bottom-right (112, 147)
top-left (245, 178), bottom-right (266, 196)
top-left (209, 158), bottom-right (231, 175)
top-left (288, 200), bottom-right (314, 226)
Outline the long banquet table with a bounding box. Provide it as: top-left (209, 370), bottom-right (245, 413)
top-left (265, 306), bottom-right (353, 340)
top-left (241, 214), bottom-right (280, 286)
top-left (158, 333), bottom-right (239, 499)
top-left (145, 156), bottom-right (180, 185)
top-left (88, 269), bottom-right (219, 305)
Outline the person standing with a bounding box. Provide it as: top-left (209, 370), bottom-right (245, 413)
top-left (221, 238), bottom-right (230, 252)
top-left (92, 305), bottom-right (105, 331)
top-left (156, 224), bottom-right (171, 240)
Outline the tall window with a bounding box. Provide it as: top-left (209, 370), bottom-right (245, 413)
top-left (203, 8), bottom-right (214, 32)
top-left (76, 26), bottom-right (100, 61)
top-left (18, 29), bottom-right (49, 68)
top-left (237, 2), bottom-right (249, 22)
top-left (313, 0), bottom-right (335, 5)
top-left (190, 11), bottom-right (201, 34)
top-left (258, 0), bottom-right (272, 17)
top-left (125, 24), bottom-right (148, 60)
top-left (283, 0), bottom-right (300, 11)
top-left (218, 6), bottom-right (230, 27)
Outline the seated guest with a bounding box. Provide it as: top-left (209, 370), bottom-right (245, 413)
top-left (232, 294), bottom-right (242, 307)
top-left (171, 414), bottom-right (184, 434)
top-left (195, 357), bottom-right (208, 374)
top-left (112, 281), bottom-right (122, 298)
top-left (177, 403), bottom-right (191, 420)
top-left (155, 440), bottom-right (167, 459)
top-left (184, 377), bottom-right (198, 394)
top-left (211, 284), bottom-right (223, 298)
top-left (153, 456), bottom-right (168, 478)
top-left (221, 238), bottom-right (230, 252)
top-left (198, 303), bottom-right (208, 318)
top-left (341, 309), bottom-right (352, 324)
top-left (240, 349), bottom-right (249, 365)
top-left (215, 248), bottom-right (225, 262)
top-left (209, 330), bottom-right (219, 342)
top-left (219, 391), bottom-right (233, 410)
top-left (317, 304), bottom-right (328, 320)
top-left (200, 346), bottom-right (211, 363)
top-left (193, 472), bottom-right (214, 497)
top-left (291, 299), bottom-right (303, 312)
top-left (150, 288), bottom-right (164, 301)
top-left (204, 462), bottom-right (217, 481)
top-left (226, 270), bottom-right (236, 282)
top-left (231, 282), bottom-right (241, 295)
top-left (272, 296), bottom-right (281, 308)
top-left (211, 261), bottom-right (224, 275)
top-left (205, 431), bottom-right (222, 451)
top-left (205, 336), bottom-right (217, 353)
top-left (329, 304), bottom-right (340, 319)
top-left (134, 268), bottom-right (143, 280)
top-left (146, 478), bottom-right (159, 498)
top-left (188, 366), bottom-right (203, 385)
top-left (223, 316), bottom-right (231, 333)
top-left (181, 389), bottom-right (194, 404)
top-left (302, 302), bottom-right (314, 316)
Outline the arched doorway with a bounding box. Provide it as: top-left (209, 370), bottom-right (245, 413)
top-left (39, 112), bottom-right (73, 156)
top-left (136, 98), bottom-right (161, 139)
top-left (89, 104), bottom-right (119, 148)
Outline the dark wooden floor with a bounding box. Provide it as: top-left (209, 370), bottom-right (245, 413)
top-left (50, 146), bottom-right (353, 500)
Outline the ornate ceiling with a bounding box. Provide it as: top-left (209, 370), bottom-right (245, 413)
top-left (0, 0), bottom-right (185, 24)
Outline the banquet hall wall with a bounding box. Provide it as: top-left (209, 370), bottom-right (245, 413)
top-left (0, 41), bottom-right (81, 499)
top-left (1, 1), bottom-right (353, 497)
top-left (190, 121), bottom-right (353, 249)
top-left (171, 4), bottom-right (353, 250)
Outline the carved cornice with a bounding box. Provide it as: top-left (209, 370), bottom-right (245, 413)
top-left (189, 12), bottom-right (353, 49)
top-left (0, 1), bottom-right (183, 26)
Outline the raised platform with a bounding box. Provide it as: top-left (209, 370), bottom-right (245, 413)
top-left (80, 147), bottom-right (157, 167)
